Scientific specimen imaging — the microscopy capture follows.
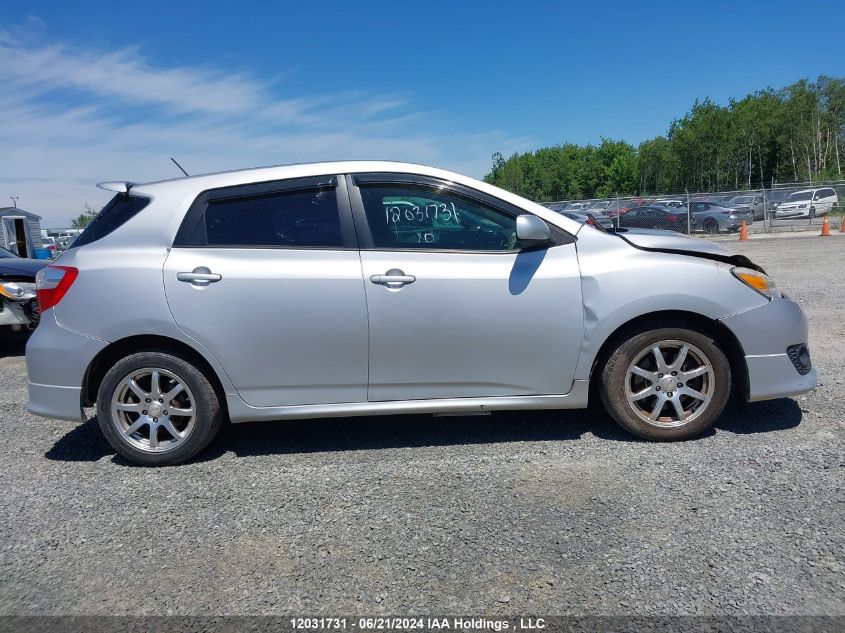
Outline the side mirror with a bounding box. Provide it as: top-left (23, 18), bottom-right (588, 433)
top-left (516, 215), bottom-right (551, 244)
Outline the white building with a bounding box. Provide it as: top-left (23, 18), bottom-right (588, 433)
top-left (0, 207), bottom-right (43, 258)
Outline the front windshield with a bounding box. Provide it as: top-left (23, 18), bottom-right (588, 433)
top-left (0, 245), bottom-right (19, 258)
top-left (731, 196), bottom-right (752, 204)
top-left (786, 191), bottom-right (812, 202)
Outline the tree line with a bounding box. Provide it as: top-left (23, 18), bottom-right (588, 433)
top-left (483, 76), bottom-right (845, 201)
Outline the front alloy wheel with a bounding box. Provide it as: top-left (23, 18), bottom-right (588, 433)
top-left (600, 325), bottom-right (731, 440)
top-left (624, 341), bottom-right (714, 427)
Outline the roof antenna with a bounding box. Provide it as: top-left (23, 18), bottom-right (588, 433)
top-left (170, 157), bottom-right (190, 177)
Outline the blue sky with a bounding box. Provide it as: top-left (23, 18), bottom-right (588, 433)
top-left (1, 0), bottom-right (843, 225)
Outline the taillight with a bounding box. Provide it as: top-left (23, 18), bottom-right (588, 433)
top-left (668, 214), bottom-right (678, 222)
top-left (36, 266), bottom-right (78, 312)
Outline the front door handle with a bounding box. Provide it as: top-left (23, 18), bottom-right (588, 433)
top-left (176, 266), bottom-right (222, 286)
top-left (370, 268), bottom-right (416, 287)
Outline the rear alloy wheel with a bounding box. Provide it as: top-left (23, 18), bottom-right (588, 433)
top-left (600, 326), bottom-right (731, 440)
top-left (97, 352), bottom-right (224, 466)
top-left (704, 219), bottom-right (719, 235)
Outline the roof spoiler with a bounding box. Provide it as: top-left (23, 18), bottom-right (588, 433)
top-left (96, 181), bottom-right (138, 193)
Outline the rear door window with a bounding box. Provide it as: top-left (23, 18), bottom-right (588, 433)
top-left (203, 189), bottom-right (341, 247)
top-left (175, 176), bottom-right (351, 248)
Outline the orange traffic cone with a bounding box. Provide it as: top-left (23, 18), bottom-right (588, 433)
top-left (840, 216), bottom-right (845, 232)
top-left (739, 221), bottom-right (748, 241)
top-left (820, 217), bottom-right (831, 236)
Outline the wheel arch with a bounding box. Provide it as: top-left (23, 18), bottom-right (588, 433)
top-left (82, 334), bottom-right (228, 408)
top-left (587, 310), bottom-right (748, 405)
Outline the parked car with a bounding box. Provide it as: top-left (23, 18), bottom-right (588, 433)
top-left (652, 199), bottom-right (686, 209)
top-left (618, 206), bottom-right (689, 232)
top-left (691, 204), bottom-right (753, 235)
top-left (603, 199), bottom-right (641, 218)
top-left (724, 194), bottom-right (765, 220)
top-left (698, 194), bottom-right (735, 206)
top-left (582, 201), bottom-right (612, 211)
top-left (766, 189), bottom-right (794, 211)
top-left (559, 211), bottom-right (615, 229)
top-left (40, 236), bottom-right (58, 259)
top-left (543, 202), bottom-right (570, 213)
top-left (0, 245), bottom-right (47, 331)
top-left (26, 162), bottom-right (816, 465)
top-left (774, 188), bottom-right (838, 219)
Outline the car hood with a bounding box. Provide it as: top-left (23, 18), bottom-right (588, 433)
top-left (613, 228), bottom-right (733, 256)
top-left (0, 258), bottom-right (49, 278)
top-left (607, 228), bottom-right (766, 273)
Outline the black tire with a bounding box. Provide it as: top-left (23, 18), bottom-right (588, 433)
top-left (599, 324), bottom-right (731, 441)
top-left (704, 219), bottom-right (719, 235)
top-left (97, 351), bottom-right (224, 466)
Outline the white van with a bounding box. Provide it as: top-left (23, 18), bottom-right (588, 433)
top-left (774, 187), bottom-right (839, 218)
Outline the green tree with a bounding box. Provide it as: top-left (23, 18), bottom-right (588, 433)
top-left (71, 211), bottom-right (95, 229)
top-left (485, 75), bottom-right (845, 200)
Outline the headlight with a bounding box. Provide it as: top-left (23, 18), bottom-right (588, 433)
top-left (732, 267), bottom-right (779, 299)
top-left (0, 281), bottom-right (37, 301)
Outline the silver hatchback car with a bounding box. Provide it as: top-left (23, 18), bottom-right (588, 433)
top-left (27, 162), bottom-right (817, 465)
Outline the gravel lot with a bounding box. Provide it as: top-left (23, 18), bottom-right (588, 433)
top-left (0, 234), bottom-right (843, 617)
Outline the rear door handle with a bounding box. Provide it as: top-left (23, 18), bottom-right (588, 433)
top-left (176, 267), bottom-right (222, 286)
top-left (370, 268), bottom-right (416, 287)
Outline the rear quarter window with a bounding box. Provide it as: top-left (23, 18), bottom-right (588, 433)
top-left (70, 194), bottom-right (150, 248)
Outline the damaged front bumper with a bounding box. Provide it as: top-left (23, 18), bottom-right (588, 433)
top-left (0, 298), bottom-right (39, 330)
top-left (719, 294), bottom-right (818, 402)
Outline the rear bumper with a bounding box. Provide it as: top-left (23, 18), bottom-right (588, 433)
top-left (26, 312), bottom-right (107, 422)
top-left (719, 295), bottom-right (818, 402)
top-left (27, 383), bottom-right (84, 422)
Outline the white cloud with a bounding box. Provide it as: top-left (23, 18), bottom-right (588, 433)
top-left (0, 35), bottom-right (531, 226)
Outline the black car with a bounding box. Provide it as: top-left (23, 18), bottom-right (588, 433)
top-left (619, 206), bottom-right (689, 232)
top-left (0, 245), bottom-right (48, 331)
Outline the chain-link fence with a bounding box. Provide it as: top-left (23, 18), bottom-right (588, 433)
top-left (542, 180), bottom-right (844, 235)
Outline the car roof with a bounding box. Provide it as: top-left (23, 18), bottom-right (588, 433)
top-left (131, 160), bottom-right (485, 192)
top-left (112, 160), bottom-right (585, 236)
